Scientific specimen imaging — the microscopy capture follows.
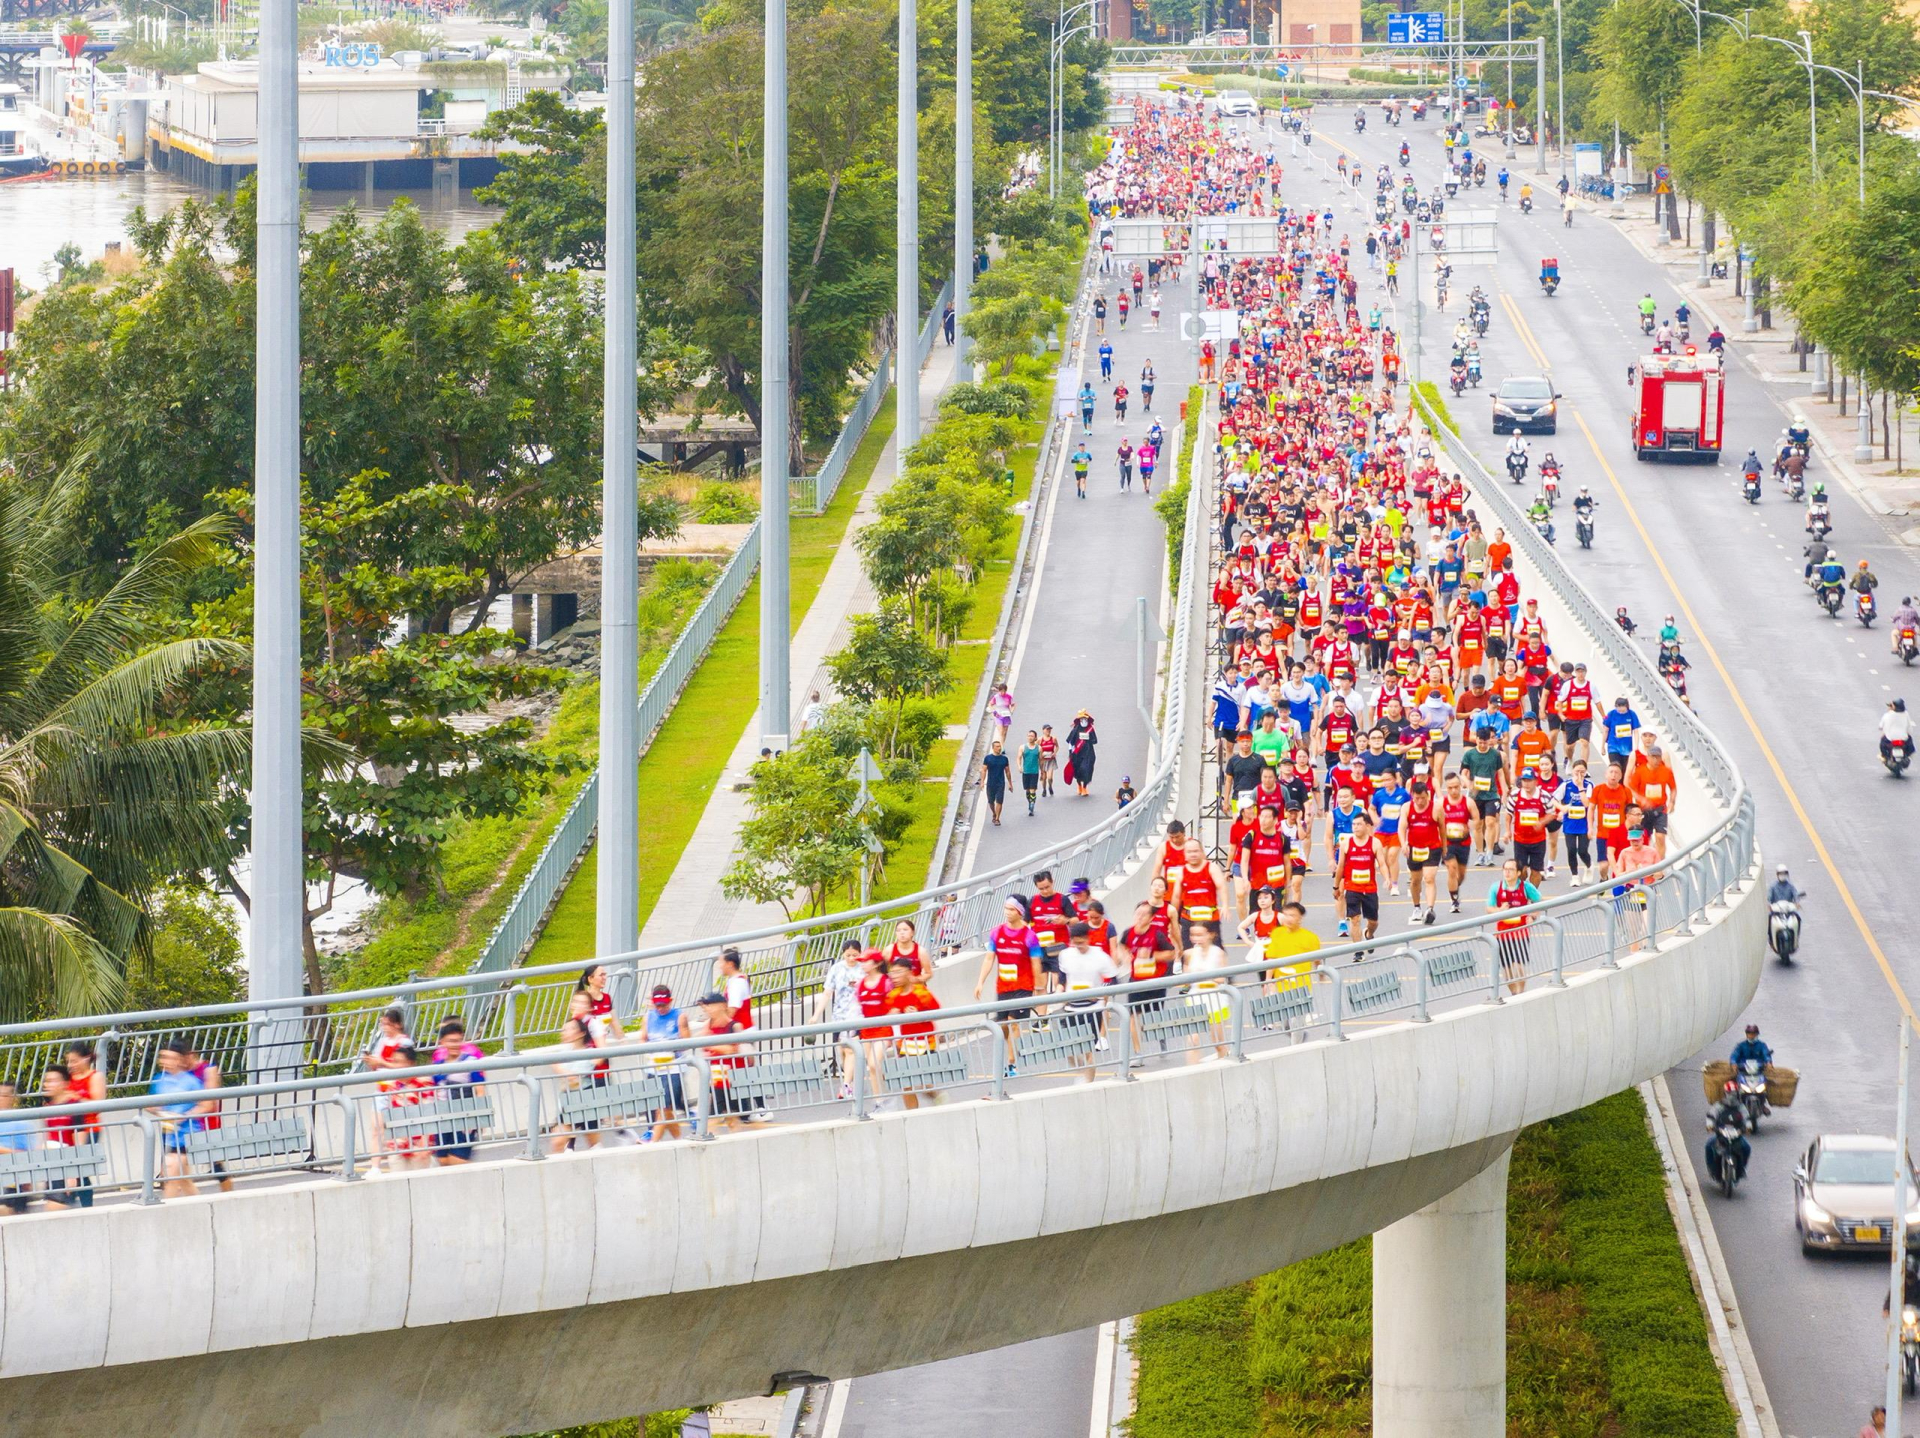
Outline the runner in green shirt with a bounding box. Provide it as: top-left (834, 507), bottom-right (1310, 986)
top-left (1020, 730), bottom-right (1043, 817)
top-left (1457, 733), bottom-right (1509, 865)
top-left (1251, 711), bottom-right (1289, 771)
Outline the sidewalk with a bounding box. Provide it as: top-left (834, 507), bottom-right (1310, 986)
top-left (636, 340), bottom-right (962, 948)
top-left (1601, 188), bottom-right (1920, 547)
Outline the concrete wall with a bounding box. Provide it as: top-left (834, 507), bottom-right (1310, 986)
top-left (0, 875), bottom-right (1762, 1436)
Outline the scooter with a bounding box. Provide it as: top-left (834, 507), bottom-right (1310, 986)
top-left (1859, 590), bottom-right (1878, 627)
top-left (1817, 581), bottom-right (1845, 617)
top-left (1540, 465), bottom-right (1560, 507)
top-left (1574, 502), bottom-right (1595, 549)
top-left (1786, 470), bottom-right (1805, 501)
top-left (1519, 194), bottom-right (1533, 214)
top-left (1466, 353), bottom-right (1483, 388)
top-left (1640, 311), bottom-right (1656, 336)
top-left (1505, 452), bottom-right (1528, 485)
top-left (1806, 502), bottom-right (1832, 540)
top-left (1899, 625), bottom-right (1918, 666)
top-left (1743, 473), bottom-right (1762, 504)
top-left (1768, 900), bottom-right (1801, 962)
top-left (1885, 737), bottom-right (1914, 778)
top-left (1735, 1058), bottom-right (1770, 1134)
top-left (1533, 512), bottom-right (1555, 546)
top-left (1398, 149), bottom-right (1411, 167)
top-left (1540, 272), bottom-right (1559, 296)
top-left (1450, 366), bottom-right (1468, 397)
top-left (1707, 1117), bottom-right (1745, 1198)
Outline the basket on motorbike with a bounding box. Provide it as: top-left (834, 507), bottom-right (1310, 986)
top-left (1701, 1059), bottom-right (1735, 1104)
top-left (1765, 1065), bottom-right (1799, 1107)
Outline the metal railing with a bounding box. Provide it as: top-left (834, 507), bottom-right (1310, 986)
top-left (793, 351), bottom-right (891, 518)
top-left (0, 367), bottom-right (1760, 1212)
top-left (470, 518), bottom-right (764, 976)
top-left (0, 795), bottom-right (1751, 1211)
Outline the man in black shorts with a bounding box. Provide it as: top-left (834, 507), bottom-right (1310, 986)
top-left (1458, 727), bottom-right (1508, 863)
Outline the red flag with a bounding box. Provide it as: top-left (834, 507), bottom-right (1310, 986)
top-left (60, 32), bottom-right (86, 63)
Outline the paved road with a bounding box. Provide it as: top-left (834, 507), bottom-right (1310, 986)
top-left (1328, 105), bottom-right (1920, 1438)
top-left (835, 230), bottom-right (1199, 1438)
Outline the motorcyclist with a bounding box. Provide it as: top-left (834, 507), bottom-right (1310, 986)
top-left (1850, 558), bottom-right (1879, 600)
top-left (1814, 552), bottom-right (1847, 604)
top-left (1706, 1081), bottom-right (1751, 1181)
top-left (1804, 536), bottom-right (1831, 580)
top-left (1882, 697), bottom-right (1914, 764)
top-left (1654, 320), bottom-right (1676, 352)
top-left (1767, 865), bottom-right (1805, 906)
top-left (1449, 352), bottom-right (1469, 391)
top-left (1572, 485), bottom-right (1595, 519)
top-left (1890, 595), bottom-right (1920, 654)
top-left (1730, 1023), bottom-right (1774, 1070)
top-left (1518, 181), bottom-right (1533, 209)
top-left (1658, 614), bottom-right (1680, 645)
top-left (1505, 433), bottom-right (1529, 477)
top-left (1740, 448), bottom-right (1763, 479)
top-left (1463, 340), bottom-right (1483, 381)
top-left (1528, 490), bottom-right (1555, 544)
top-left (1706, 324), bottom-right (1726, 354)
top-left (1637, 293), bottom-right (1657, 328)
top-left (1399, 140), bottom-right (1411, 165)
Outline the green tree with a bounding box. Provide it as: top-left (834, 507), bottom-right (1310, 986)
top-left (722, 734), bottom-right (876, 918)
top-left (474, 90), bottom-right (610, 270)
top-left (123, 887), bottom-right (245, 1013)
top-left (0, 474), bottom-right (250, 1020)
top-left (825, 598), bottom-right (951, 758)
top-left (207, 474), bottom-right (571, 991)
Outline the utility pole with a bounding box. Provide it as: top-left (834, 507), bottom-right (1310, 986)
top-left (251, 0), bottom-right (303, 1015)
top-left (896, 0), bottom-right (919, 472)
top-left (1554, 0), bottom-right (1567, 179)
top-left (596, 0), bottom-right (640, 958)
top-left (953, 0), bottom-right (973, 382)
top-left (760, 0), bottom-right (791, 754)
top-left (1533, 34), bottom-right (1547, 174)
top-left (1888, 1017), bottom-right (1911, 1435)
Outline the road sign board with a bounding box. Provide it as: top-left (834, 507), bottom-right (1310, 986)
top-left (1182, 313), bottom-right (1207, 340)
top-left (1387, 10), bottom-right (1445, 44)
top-left (849, 750), bottom-right (884, 785)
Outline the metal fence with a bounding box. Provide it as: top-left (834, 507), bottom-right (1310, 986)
top-left (470, 517), bottom-right (765, 977)
top-left (794, 352), bottom-right (892, 518)
top-left (0, 334), bottom-right (1756, 1126)
top-left (0, 789), bottom-right (1752, 1211)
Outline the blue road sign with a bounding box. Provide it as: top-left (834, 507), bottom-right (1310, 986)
top-left (1388, 10), bottom-right (1446, 43)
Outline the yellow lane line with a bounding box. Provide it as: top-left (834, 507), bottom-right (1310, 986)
top-left (1492, 300), bottom-right (1912, 1018)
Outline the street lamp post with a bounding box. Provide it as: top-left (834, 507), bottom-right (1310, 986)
top-left (759, 0), bottom-right (791, 755)
top-left (252, 0), bottom-right (302, 1014)
top-left (597, 0), bottom-right (640, 957)
top-left (1553, 0), bottom-right (1567, 179)
top-left (1050, 5), bottom-right (1100, 203)
top-left (953, 0), bottom-right (973, 382)
top-left (1534, 34), bottom-right (1547, 175)
top-left (896, 0), bottom-right (919, 472)
top-left (1666, 1), bottom-right (1753, 274)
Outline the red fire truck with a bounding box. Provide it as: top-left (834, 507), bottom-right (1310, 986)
top-left (1631, 351), bottom-right (1725, 462)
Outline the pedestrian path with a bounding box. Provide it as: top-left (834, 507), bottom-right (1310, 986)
top-left (636, 341), bottom-right (961, 948)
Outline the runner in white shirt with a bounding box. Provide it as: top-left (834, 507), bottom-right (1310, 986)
top-left (1182, 922), bottom-right (1234, 1063)
top-left (1057, 925), bottom-right (1120, 1081)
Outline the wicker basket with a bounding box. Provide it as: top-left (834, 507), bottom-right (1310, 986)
top-left (1701, 1060), bottom-right (1734, 1104)
top-left (1765, 1065), bottom-right (1799, 1107)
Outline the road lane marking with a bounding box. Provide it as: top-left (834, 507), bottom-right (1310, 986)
top-left (1489, 295), bottom-right (1918, 1017)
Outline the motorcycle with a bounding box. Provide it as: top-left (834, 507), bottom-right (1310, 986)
top-left (1818, 581), bottom-right (1845, 617)
top-left (1519, 194), bottom-right (1533, 214)
top-left (1471, 306), bottom-right (1490, 337)
top-left (1450, 366), bottom-right (1468, 397)
top-left (1859, 590), bottom-right (1877, 628)
top-left (1532, 513), bottom-right (1555, 546)
top-left (1708, 1118), bottom-right (1746, 1198)
top-left (1540, 466), bottom-right (1560, 506)
top-left (1640, 311), bottom-right (1657, 335)
top-left (1574, 503), bottom-right (1595, 549)
top-left (1900, 626), bottom-right (1918, 666)
top-left (1768, 899), bottom-right (1801, 962)
top-left (1398, 149), bottom-right (1411, 168)
top-left (1375, 201), bottom-right (1389, 224)
top-left (1885, 737), bottom-right (1914, 778)
top-left (1903, 1306), bottom-right (1920, 1397)
top-left (1736, 1058), bottom-right (1769, 1134)
top-left (1540, 272), bottom-right (1560, 296)
top-left (1355, 114), bottom-right (1367, 133)
top-left (1506, 452), bottom-right (1528, 485)
top-left (1616, 607), bottom-right (1637, 636)
top-left (1786, 470), bottom-right (1805, 502)
top-left (1466, 353), bottom-right (1483, 388)
top-left (1807, 502), bottom-right (1832, 540)
top-left (1743, 473), bottom-right (1762, 504)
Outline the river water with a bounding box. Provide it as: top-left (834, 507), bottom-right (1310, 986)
top-left (0, 169), bottom-right (497, 284)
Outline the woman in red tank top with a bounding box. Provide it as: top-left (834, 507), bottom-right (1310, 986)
top-left (884, 919), bottom-right (927, 977)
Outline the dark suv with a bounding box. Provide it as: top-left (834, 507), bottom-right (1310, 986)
top-left (1491, 376), bottom-right (1559, 434)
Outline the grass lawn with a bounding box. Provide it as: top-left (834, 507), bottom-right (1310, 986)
top-left (1127, 1091), bottom-right (1736, 1438)
top-left (525, 399), bottom-right (899, 964)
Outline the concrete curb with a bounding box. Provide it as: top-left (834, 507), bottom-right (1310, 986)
top-left (1640, 1074), bottom-right (1784, 1438)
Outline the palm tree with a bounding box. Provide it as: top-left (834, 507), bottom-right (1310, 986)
top-left (0, 467), bottom-right (249, 1021)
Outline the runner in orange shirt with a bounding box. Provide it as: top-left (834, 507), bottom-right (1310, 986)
top-left (1626, 740), bottom-right (1677, 858)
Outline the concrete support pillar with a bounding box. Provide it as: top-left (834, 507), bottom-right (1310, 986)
top-left (363, 160), bottom-right (376, 205)
top-left (511, 592), bottom-right (533, 646)
top-left (1372, 1149), bottom-right (1511, 1438)
top-left (537, 592), bottom-right (577, 641)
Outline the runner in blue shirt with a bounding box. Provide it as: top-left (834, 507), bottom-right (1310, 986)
top-left (1603, 697), bottom-right (1640, 762)
top-left (1554, 760), bottom-right (1595, 885)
